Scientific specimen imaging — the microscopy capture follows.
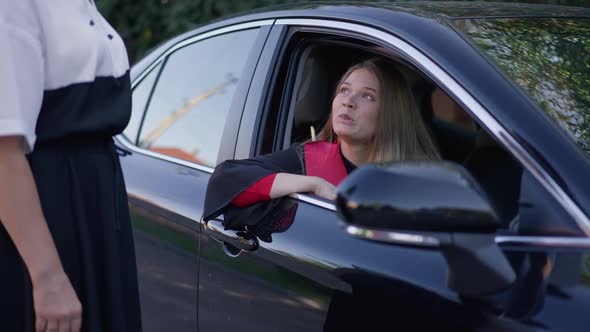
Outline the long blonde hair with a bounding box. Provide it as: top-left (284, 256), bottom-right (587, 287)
top-left (316, 58), bottom-right (440, 163)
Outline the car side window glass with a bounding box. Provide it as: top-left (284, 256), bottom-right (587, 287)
top-left (420, 85), bottom-right (523, 225)
top-left (138, 28), bottom-right (260, 167)
top-left (429, 86), bottom-right (478, 164)
top-left (420, 78), bottom-right (578, 234)
top-left (125, 62), bottom-right (162, 144)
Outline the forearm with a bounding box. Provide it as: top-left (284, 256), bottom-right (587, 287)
top-left (269, 173), bottom-right (318, 199)
top-left (0, 138), bottom-right (64, 283)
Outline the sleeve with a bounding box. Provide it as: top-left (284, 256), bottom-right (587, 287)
top-left (203, 145), bottom-right (304, 230)
top-left (0, 1), bottom-right (44, 153)
top-left (231, 173), bottom-right (278, 207)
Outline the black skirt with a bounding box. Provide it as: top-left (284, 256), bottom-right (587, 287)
top-left (0, 137), bottom-right (142, 331)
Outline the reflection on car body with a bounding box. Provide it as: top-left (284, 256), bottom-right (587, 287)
top-left (116, 2), bottom-right (590, 331)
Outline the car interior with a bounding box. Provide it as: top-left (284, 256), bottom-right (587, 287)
top-left (278, 38), bottom-right (524, 229)
top-left (286, 41), bottom-right (479, 160)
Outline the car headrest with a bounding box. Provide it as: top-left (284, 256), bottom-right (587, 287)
top-left (294, 55), bottom-right (332, 128)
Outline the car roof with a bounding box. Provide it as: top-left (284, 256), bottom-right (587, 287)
top-left (133, 1), bottom-right (590, 77)
top-left (234, 1), bottom-right (590, 23)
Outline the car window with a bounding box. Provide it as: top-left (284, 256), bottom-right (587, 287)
top-left (275, 41), bottom-right (522, 226)
top-left (137, 28), bottom-right (260, 167)
top-left (456, 18), bottom-right (590, 159)
top-left (429, 86), bottom-right (478, 164)
top-left (262, 29), bottom-right (583, 235)
top-left (125, 62), bottom-right (162, 144)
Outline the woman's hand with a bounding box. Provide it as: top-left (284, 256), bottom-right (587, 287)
top-left (310, 177), bottom-right (337, 201)
top-left (0, 137), bottom-right (82, 332)
top-left (32, 269), bottom-right (82, 332)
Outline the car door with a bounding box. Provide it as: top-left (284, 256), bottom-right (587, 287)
top-left (200, 18), bottom-right (590, 332)
top-left (115, 22), bottom-right (271, 332)
top-left (199, 21), bottom-right (463, 332)
top-left (196, 25), bottom-right (339, 332)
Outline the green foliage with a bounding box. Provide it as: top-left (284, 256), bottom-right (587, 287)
top-left (98, 0), bottom-right (310, 61)
top-left (98, 0), bottom-right (589, 62)
top-left (462, 18), bottom-right (590, 157)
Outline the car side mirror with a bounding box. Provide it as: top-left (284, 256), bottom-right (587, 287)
top-left (335, 162), bottom-right (516, 297)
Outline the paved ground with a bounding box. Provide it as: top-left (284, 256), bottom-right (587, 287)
top-left (133, 229), bottom-right (328, 331)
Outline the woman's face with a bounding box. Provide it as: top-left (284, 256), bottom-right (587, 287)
top-left (331, 68), bottom-right (381, 144)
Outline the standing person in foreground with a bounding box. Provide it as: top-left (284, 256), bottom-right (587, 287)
top-left (0, 1), bottom-right (142, 331)
top-left (203, 58), bottom-right (440, 230)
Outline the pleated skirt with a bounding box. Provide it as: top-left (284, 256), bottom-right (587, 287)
top-left (0, 137), bottom-right (142, 331)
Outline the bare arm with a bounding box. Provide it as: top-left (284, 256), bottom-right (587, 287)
top-left (0, 136), bottom-right (81, 332)
top-left (269, 173), bottom-right (337, 201)
top-left (0, 137), bottom-right (60, 289)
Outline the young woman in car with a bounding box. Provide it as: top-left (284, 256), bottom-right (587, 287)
top-left (204, 58), bottom-right (439, 229)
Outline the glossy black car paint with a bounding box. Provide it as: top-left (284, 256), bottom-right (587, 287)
top-left (335, 162), bottom-right (500, 232)
top-left (118, 2), bottom-right (590, 331)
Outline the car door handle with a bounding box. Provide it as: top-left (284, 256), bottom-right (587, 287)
top-left (205, 218), bottom-right (259, 252)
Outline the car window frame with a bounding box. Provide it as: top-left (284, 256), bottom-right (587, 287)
top-left (233, 18), bottom-right (590, 245)
top-left (233, 24), bottom-right (289, 161)
top-left (117, 20), bottom-right (274, 173)
top-left (122, 60), bottom-right (165, 145)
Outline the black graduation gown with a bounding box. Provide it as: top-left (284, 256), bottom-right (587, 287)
top-left (0, 73), bottom-right (142, 332)
top-left (203, 143), bottom-right (356, 232)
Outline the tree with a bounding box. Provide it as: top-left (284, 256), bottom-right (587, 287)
top-left (98, 0), bottom-right (590, 62)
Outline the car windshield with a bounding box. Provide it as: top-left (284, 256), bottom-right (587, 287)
top-left (454, 18), bottom-right (590, 159)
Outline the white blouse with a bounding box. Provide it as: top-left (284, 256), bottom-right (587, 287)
top-left (0, 0), bottom-right (129, 152)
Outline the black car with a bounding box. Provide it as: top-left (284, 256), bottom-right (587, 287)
top-left (116, 2), bottom-right (590, 331)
